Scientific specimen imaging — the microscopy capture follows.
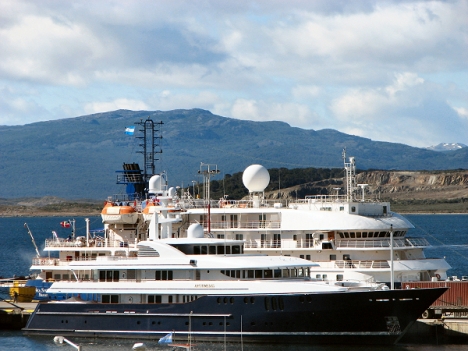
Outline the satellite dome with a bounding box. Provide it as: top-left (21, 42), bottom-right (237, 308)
top-left (242, 164), bottom-right (270, 192)
top-left (148, 175), bottom-right (163, 194)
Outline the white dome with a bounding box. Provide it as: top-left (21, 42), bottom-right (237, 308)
top-left (187, 223), bottom-right (204, 238)
top-left (242, 164), bottom-right (270, 192)
top-left (148, 175), bottom-right (163, 193)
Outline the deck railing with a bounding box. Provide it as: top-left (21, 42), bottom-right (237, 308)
top-left (335, 237), bottom-right (429, 249)
top-left (44, 238), bottom-right (136, 249)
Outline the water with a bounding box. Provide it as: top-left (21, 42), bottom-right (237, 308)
top-left (1, 214), bottom-right (468, 350)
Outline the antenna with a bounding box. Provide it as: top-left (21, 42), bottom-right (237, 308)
top-left (24, 223), bottom-right (41, 258)
top-left (135, 118), bottom-right (163, 184)
top-left (342, 149), bottom-right (357, 201)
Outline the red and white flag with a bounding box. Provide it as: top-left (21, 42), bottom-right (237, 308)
top-left (60, 221), bottom-right (71, 228)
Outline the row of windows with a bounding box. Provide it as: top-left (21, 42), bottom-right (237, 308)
top-left (221, 268), bottom-right (310, 279)
top-left (193, 245), bottom-right (242, 255)
top-left (338, 230), bottom-right (405, 239)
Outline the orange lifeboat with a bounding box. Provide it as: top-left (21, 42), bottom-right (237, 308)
top-left (101, 201), bottom-right (139, 224)
top-left (142, 200), bottom-right (158, 221)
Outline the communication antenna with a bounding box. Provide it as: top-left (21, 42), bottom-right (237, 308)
top-left (136, 118), bottom-right (163, 184)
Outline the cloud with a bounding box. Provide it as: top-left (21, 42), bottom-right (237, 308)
top-left (330, 72), bottom-right (468, 146)
top-left (84, 99), bottom-right (149, 115)
top-left (0, 0), bottom-right (466, 148)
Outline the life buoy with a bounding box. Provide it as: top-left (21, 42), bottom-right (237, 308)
top-left (436, 273), bottom-right (441, 280)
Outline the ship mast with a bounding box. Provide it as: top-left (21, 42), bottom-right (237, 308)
top-left (198, 163), bottom-right (220, 234)
top-left (343, 149), bottom-right (357, 202)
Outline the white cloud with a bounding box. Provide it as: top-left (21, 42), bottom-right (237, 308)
top-left (455, 107), bottom-right (468, 119)
top-left (229, 98), bottom-right (318, 127)
top-left (0, 0), bottom-right (466, 147)
top-left (84, 99), bottom-right (149, 115)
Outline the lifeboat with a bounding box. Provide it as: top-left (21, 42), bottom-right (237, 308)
top-left (142, 200), bottom-right (158, 222)
top-left (101, 201), bottom-right (139, 224)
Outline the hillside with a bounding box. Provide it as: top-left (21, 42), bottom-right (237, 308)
top-left (263, 170), bottom-right (468, 213)
top-left (1, 109), bottom-right (468, 199)
top-left (2, 169), bottom-right (468, 216)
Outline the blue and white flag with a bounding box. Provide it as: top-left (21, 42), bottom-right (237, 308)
top-left (125, 126), bottom-right (135, 135)
top-left (158, 332), bottom-right (173, 344)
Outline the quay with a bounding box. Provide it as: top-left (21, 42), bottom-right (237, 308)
top-left (0, 301), bottom-right (36, 329)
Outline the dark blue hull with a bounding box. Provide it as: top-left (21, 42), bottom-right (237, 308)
top-left (23, 288), bottom-right (446, 345)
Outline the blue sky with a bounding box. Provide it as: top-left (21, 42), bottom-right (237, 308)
top-left (0, 0), bottom-right (467, 147)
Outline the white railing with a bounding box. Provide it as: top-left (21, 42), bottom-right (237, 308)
top-left (335, 237), bottom-right (430, 249)
top-left (45, 238), bottom-right (136, 249)
top-left (244, 239), bottom-right (314, 249)
top-left (197, 221), bottom-right (281, 230)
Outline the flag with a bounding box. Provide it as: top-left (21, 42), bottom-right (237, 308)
top-left (158, 332), bottom-right (173, 344)
top-left (125, 126), bottom-right (135, 135)
top-left (60, 221), bottom-right (71, 228)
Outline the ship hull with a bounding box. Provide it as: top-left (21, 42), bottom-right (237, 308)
top-left (23, 287), bottom-right (446, 345)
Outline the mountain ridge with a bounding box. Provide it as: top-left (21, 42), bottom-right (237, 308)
top-left (1, 109), bottom-right (468, 199)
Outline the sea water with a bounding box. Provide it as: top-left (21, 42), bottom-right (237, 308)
top-left (1, 214), bottom-right (468, 350)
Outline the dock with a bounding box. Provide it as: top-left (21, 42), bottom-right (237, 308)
top-left (0, 301), bottom-right (37, 329)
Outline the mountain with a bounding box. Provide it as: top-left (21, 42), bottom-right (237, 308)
top-left (1, 109), bottom-right (468, 199)
top-left (426, 143), bottom-right (467, 152)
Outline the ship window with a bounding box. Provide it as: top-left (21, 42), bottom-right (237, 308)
top-left (201, 246), bottom-right (208, 254)
top-left (330, 254), bottom-right (336, 260)
top-left (209, 246), bottom-right (216, 254)
top-left (235, 234), bottom-right (243, 240)
top-left (316, 274), bottom-right (321, 279)
top-left (293, 235), bottom-right (297, 241)
top-left (218, 246), bottom-right (224, 255)
top-left (322, 242), bottom-right (332, 250)
top-left (283, 269), bottom-right (290, 278)
top-left (155, 270), bottom-right (173, 280)
top-left (226, 246), bottom-right (231, 254)
top-left (306, 255), bottom-right (311, 260)
top-left (351, 206), bottom-right (356, 212)
top-left (255, 270), bottom-right (262, 278)
top-left (264, 270), bottom-right (273, 279)
top-left (274, 269), bottom-right (281, 278)
top-left (232, 245), bottom-right (241, 254)
top-left (350, 232), bottom-right (355, 238)
top-left (248, 270), bottom-right (254, 278)
top-left (362, 232), bottom-right (367, 238)
top-left (264, 297), bottom-right (270, 310)
top-left (62, 274), bottom-right (69, 281)
top-left (300, 255), bottom-right (304, 259)
top-left (337, 274), bottom-right (344, 281)
top-left (194, 246), bottom-right (200, 255)
top-left (217, 234), bottom-right (225, 239)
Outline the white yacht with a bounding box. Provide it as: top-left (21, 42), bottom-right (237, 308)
top-left (24, 202), bottom-right (447, 345)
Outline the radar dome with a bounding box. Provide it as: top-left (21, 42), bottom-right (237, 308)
top-left (148, 175), bottom-right (163, 194)
top-left (242, 164), bottom-right (270, 192)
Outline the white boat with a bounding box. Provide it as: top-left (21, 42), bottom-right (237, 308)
top-left (23, 203), bottom-right (447, 344)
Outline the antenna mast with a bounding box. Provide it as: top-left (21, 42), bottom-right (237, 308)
top-left (343, 148), bottom-right (357, 201)
top-left (136, 118), bottom-right (163, 184)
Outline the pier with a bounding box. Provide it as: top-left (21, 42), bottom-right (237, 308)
top-left (0, 301), bottom-right (36, 329)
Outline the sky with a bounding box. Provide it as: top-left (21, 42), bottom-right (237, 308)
top-left (0, 0), bottom-right (467, 148)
